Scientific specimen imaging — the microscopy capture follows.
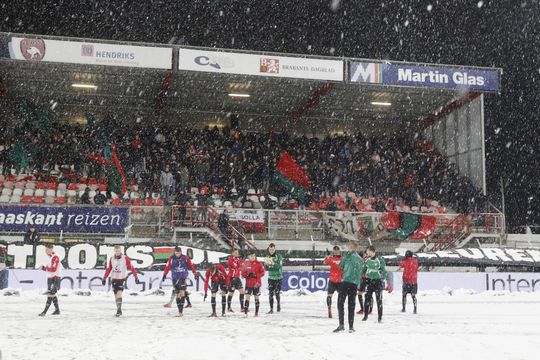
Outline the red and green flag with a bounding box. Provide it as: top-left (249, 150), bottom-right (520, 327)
top-left (382, 211), bottom-right (437, 240)
top-left (273, 151), bottom-right (311, 201)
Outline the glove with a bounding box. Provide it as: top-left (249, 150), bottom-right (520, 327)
top-left (386, 282), bottom-right (393, 294)
top-left (204, 293), bottom-right (208, 301)
top-left (102, 279), bottom-right (106, 286)
top-left (248, 273), bottom-right (257, 279)
top-left (135, 278), bottom-right (140, 284)
top-left (162, 275), bottom-right (166, 282)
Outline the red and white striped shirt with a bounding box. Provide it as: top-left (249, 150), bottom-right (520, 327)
top-left (42, 253), bottom-right (62, 279)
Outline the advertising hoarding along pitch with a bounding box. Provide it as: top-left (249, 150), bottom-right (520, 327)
top-left (0, 206), bottom-right (128, 233)
top-left (178, 48), bottom-right (343, 81)
top-left (8, 37), bottom-right (172, 69)
top-left (349, 61), bottom-right (500, 92)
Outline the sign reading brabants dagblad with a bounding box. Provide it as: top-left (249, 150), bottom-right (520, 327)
top-left (348, 60), bottom-right (501, 92)
top-left (0, 205), bottom-right (128, 233)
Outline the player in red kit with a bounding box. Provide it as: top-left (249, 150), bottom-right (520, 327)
top-left (226, 248), bottom-right (245, 312)
top-left (241, 250), bottom-right (265, 317)
top-left (323, 245), bottom-right (343, 318)
top-left (400, 250), bottom-right (419, 314)
top-left (204, 263), bottom-right (230, 317)
top-left (102, 245), bottom-right (139, 317)
top-left (39, 244), bottom-right (62, 316)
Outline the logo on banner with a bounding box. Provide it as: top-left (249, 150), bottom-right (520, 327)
top-left (81, 44), bottom-right (94, 57)
top-left (20, 38), bottom-right (46, 61)
top-left (260, 58), bottom-right (280, 74)
top-left (349, 62), bottom-right (382, 83)
top-left (194, 55), bottom-right (235, 70)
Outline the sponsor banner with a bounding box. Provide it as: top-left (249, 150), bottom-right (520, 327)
top-left (0, 205), bottom-right (128, 233)
top-left (348, 61), bottom-right (500, 92)
top-left (179, 48), bottom-right (343, 81)
top-left (9, 270), bottom-right (538, 293)
top-left (6, 270), bottom-right (269, 292)
top-left (1, 243), bottom-right (229, 270)
top-left (8, 37), bottom-right (172, 69)
top-left (232, 211), bottom-right (266, 233)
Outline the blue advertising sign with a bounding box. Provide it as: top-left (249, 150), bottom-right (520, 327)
top-left (0, 205), bottom-right (128, 233)
top-left (349, 61), bottom-right (501, 92)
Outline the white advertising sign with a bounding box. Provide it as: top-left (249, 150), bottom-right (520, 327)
top-left (8, 37), bottom-right (172, 69)
top-left (178, 48), bottom-right (343, 81)
top-left (7, 269), bottom-right (269, 292)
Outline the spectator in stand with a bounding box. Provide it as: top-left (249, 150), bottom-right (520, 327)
top-left (23, 226), bottom-right (40, 245)
top-left (218, 209), bottom-right (231, 241)
top-left (160, 164), bottom-right (175, 205)
top-left (80, 187), bottom-right (91, 205)
top-left (174, 191), bottom-right (190, 225)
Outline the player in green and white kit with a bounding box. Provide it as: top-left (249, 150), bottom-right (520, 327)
top-left (264, 243), bottom-right (283, 314)
top-left (360, 245), bottom-right (392, 323)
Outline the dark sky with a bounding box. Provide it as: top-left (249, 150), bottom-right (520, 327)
top-left (1, 0), bottom-right (539, 228)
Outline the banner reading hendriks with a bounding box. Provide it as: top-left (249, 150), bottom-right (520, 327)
top-left (349, 61), bottom-right (501, 92)
top-left (0, 205), bottom-right (128, 233)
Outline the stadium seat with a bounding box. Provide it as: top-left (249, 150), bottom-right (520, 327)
top-left (88, 178), bottom-right (97, 185)
top-left (130, 191), bottom-right (139, 200)
top-left (88, 184), bottom-right (98, 191)
top-left (57, 183), bottom-right (67, 191)
top-left (1, 188), bottom-right (12, 196)
top-left (13, 188), bottom-right (23, 196)
top-left (33, 196), bottom-right (43, 204)
top-left (0, 195), bottom-right (9, 203)
top-left (55, 197), bottom-right (66, 204)
top-left (132, 198), bottom-right (142, 206)
top-left (111, 198), bottom-right (121, 205)
top-left (45, 197), bottom-right (55, 204)
top-left (77, 184), bottom-right (87, 191)
top-left (67, 189), bottom-right (77, 197)
top-left (67, 183), bottom-right (77, 190)
top-left (79, 177), bottom-right (87, 184)
top-left (98, 184), bottom-right (107, 192)
top-left (23, 188), bottom-right (34, 196)
top-left (6, 175), bottom-right (15, 182)
top-left (36, 182), bottom-right (46, 190)
top-left (67, 196), bottom-right (77, 204)
top-left (15, 181), bottom-right (26, 189)
top-left (144, 198), bottom-right (153, 206)
top-left (57, 189), bottom-right (66, 198)
top-left (45, 189), bottom-right (56, 197)
top-left (25, 181), bottom-right (36, 190)
top-left (154, 198), bottom-right (164, 206)
top-left (3, 181), bottom-right (14, 189)
top-left (48, 182), bottom-right (58, 190)
top-left (99, 178), bottom-right (108, 185)
top-left (9, 195), bottom-right (21, 203)
top-left (22, 195), bottom-right (33, 203)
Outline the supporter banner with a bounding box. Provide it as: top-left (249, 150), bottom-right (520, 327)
top-left (322, 212), bottom-right (388, 241)
top-left (232, 211), bottom-right (266, 233)
top-left (383, 248), bottom-right (540, 267)
top-left (179, 48), bottom-right (343, 81)
top-left (0, 206), bottom-right (128, 233)
top-left (348, 61), bottom-right (501, 92)
top-left (8, 37), bottom-right (172, 69)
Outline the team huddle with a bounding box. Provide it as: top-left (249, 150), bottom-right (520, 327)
top-left (37, 242), bottom-right (418, 333)
top-left (324, 243), bottom-right (419, 333)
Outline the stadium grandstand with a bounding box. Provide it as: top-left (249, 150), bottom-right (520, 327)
top-left (0, 33), bottom-right (505, 253)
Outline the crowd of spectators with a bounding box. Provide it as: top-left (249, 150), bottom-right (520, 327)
top-left (0, 118), bottom-right (486, 214)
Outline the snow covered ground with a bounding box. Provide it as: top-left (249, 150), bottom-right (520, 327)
top-left (0, 288), bottom-right (539, 360)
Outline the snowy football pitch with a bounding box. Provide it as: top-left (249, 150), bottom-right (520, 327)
top-left (1, 289), bottom-right (538, 360)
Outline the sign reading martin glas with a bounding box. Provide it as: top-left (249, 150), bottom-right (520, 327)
top-left (349, 61), bottom-right (501, 92)
top-left (8, 37), bottom-right (172, 69)
top-left (0, 206), bottom-right (128, 233)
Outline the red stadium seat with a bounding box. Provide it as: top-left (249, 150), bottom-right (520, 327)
top-left (22, 195), bottom-right (33, 203)
top-left (48, 182), bottom-right (58, 190)
top-left (144, 198), bottom-right (153, 206)
top-left (33, 196), bottom-right (43, 204)
top-left (99, 178), bottom-right (108, 185)
top-left (111, 198), bottom-right (121, 205)
top-left (67, 183), bottom-right (77, 190)
top-left (98, 184), bottom-right (107, 192)
top-left (55, 197), bottom-right (66, 204)
top-left (36, 182), bottom-right (46, 190)
top-left (88, 178), bottom-right (97, 185)
top-left (154, 198), bottom-right (164, 206)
